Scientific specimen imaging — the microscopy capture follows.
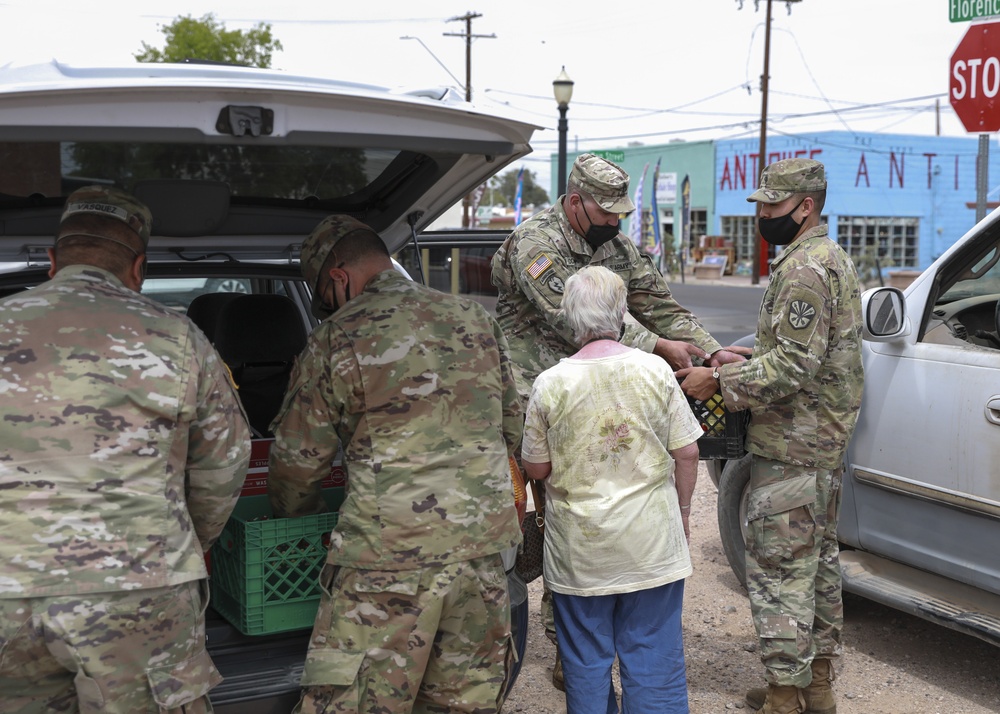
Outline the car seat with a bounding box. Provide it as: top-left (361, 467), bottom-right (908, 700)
top-left (212, 294), bottom-right (308, 437)
top-left (186, 292), bottom-right (243, 345)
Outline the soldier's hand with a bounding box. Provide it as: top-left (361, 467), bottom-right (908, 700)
top-left (653, 338), bottom-right (708, 370)
top-left (675, 366), bottom-right (719, 401)
top-left (708, 348), bottom-right (749, 366)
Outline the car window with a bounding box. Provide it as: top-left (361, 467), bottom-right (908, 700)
top-left (396, 241), bottom-right (499, 316)
top-left (142, 277), bottom-right (252, 311)
top-left (921, 234), bottom-right (1000, 349)
top-left (3, 141), bottom-right (397, 204)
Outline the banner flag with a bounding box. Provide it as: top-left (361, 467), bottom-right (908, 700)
top-left (629, 162), bottom-right (649, 248)
top-left (469, 182), bottom-right (488, 228)
top-left (514, 167), bottom-right (525, 226)
top-left (650, 158), bottom-right (662, 257)
top-left (680, 174), bottom-right (691, 274)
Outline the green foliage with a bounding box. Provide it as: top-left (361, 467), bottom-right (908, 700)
top-left (489, 168), bottom-right (549, 208)
top-left (135, 13), bottom-right (283, 68)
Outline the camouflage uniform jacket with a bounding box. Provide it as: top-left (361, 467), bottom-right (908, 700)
top-left (0, 265), bottom-right (251, 598)
top-left (268, 269), bottom-right (523, 570)
top-left (491, 199), bottom-right (721, 400)
top-left (719, 226), bottom-right (864, 468)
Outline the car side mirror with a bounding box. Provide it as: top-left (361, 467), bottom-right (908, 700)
top-left (862, 287), bottom-right (910, 341)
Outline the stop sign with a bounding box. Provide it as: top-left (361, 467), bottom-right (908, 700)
top-left (951, 21), bottom-right (1000, 132)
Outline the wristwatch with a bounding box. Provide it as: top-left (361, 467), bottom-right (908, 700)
top-left (712, 367), bottom-right (721, 384)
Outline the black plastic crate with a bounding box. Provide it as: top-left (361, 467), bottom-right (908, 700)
top-left (687, 392), bottom-right (748, 460)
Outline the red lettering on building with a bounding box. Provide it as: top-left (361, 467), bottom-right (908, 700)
top-left (734, 154), bottom-right (747, 190)
top-left (924, 153), bottom-right (937, 189)
top-left (722, 149), bottom-right (826, 191)
top-left (890, 152), bottom-right (904, 188)
top-left (719, 158), bottom-right (732, 190)
top-left (856, 154), bottom-right (870, 188)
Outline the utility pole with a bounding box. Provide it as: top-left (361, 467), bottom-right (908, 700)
top-left (739, 0), bottom-right (801, 285)
top-left (446, 12), bottom-right (495, 228)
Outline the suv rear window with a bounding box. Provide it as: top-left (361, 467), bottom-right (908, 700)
top-left (0, 141), bottom-right (399, 203)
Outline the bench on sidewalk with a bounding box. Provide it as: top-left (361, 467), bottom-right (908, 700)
top-left (693, 253), bottom-right (728, 280)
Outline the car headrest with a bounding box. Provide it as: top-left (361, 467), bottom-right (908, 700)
top-left (133, 179), bottom-right (230, 237)
top-left (213, 294), bottom-right (308, 366)
top-left (186, 292), bottom-right (243, 344)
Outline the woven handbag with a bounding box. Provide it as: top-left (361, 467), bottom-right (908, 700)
top-left (514, 479), bottom-right (545, 583)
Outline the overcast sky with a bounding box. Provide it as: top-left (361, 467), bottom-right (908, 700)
top-left (0, 0), bottom-right (984, 189)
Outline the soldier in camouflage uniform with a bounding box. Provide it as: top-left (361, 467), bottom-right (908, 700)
top-left (492, 152), bottom-right (746, 405)
top-left (678, 159), bottom-right (864, 714)
top-left (491, 153), bottom-right (745, 685)
top-left (0, 186), bottom-right (252, 713)
top-left (268, 215), bottom-right (523, 714)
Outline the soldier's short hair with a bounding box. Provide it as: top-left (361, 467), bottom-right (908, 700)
top-left (55, 214), bottom-right (144, 276)
top-left (561, 266), bottom-right (627, 345)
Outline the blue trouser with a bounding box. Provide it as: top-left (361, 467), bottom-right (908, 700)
top-left (552, 580), bottom-right (689, 714)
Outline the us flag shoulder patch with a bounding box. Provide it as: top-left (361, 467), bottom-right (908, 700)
top-left (526, 254), bottom-right (553, 280)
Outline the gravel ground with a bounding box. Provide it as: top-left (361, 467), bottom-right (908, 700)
top-left (501, 463), bottom-right (1000, 714)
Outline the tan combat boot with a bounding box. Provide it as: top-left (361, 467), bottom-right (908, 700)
top-left (802, 658), bottom-right (836, 714)
top-left (759, 684), bottom-right (806, 714)
top-left (747, 660), bottom-right (836, 713)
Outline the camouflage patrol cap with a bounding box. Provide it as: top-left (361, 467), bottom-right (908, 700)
top-left (301, 214), bottom-right (378, 318)
top-left (746, 158), bottom-right (827, 204)
top-left (59, 185), bottom-right (152, 247)
top-left (568, 153), bottom-right (636, 214)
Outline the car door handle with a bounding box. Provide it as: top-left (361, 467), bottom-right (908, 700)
top-left (988, 397), bottom-right (1000, 425)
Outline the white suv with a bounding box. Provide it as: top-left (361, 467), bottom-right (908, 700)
top-left (0, 59), bottom-right (540, 711)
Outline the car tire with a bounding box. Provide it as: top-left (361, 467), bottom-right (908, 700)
top-left (208, 278), bottom-right (250, 294)
top-left (717, 452), bottom-right (752, 589)
top-left (505, 593), bottom-right (528, 697)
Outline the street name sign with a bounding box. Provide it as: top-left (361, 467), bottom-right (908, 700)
top-left (950, 0), bottom-right (1000, 22)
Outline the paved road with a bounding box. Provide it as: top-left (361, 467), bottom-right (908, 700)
top-left (668, 279), bottom-right (765, 347)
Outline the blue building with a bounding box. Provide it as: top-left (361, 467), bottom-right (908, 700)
top-left (553, 131), bottom-right (1000, 274)
top-left (714, 131), bottom-right (1000, 272)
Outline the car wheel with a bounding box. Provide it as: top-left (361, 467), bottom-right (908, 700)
top-left (505, 592), bottom-right (528, 697)
top-left (209, 278), bottom-right (250, 294)
top-left (717, 452), bottom-right (752, 589)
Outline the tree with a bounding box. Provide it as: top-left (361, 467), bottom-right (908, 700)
top-left (489, 168), bottom-right (549, 208)
top-left (134, 13), bottom-right (283, 68)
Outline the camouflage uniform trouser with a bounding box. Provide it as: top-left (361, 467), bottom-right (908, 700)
top-left (745, 456), bottom-right (844, 689)
top-left (295, 554), bottom-right (511, 714)
top-left (0, 579), bottom-right (220, 714)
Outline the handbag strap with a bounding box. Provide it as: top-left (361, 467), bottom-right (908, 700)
top-left (528, 479), bottom-right (545, 531)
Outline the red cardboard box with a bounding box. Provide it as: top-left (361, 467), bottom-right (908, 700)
top-left (241, 438), bottom-right (346, 496)
top-left (206, 439), bottom-right (347, 575)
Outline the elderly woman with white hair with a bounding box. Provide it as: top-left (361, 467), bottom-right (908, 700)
top-left (520, 265), bottom-right (702, 714)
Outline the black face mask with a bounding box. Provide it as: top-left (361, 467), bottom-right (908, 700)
top-left (578, 201), bottom-right (619, 249)
top-left (758, 199), bottom-right (805, 246)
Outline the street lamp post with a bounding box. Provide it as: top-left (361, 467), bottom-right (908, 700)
top-left (553, 67), bottom-right (574, 198)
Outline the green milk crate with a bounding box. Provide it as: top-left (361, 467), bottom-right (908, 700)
top-left (210, 489), bottom-right (344, 636)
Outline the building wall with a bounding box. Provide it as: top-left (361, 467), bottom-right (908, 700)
top-left (550, 141), bottom-right (715, 241)
top-left (550, 131), bottom-right (1000, 272)
top-left (714, 131), bottom-right (1000, 270)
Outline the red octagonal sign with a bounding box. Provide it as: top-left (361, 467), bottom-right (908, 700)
top-left (951, 21), bottom-right (1000, 132)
